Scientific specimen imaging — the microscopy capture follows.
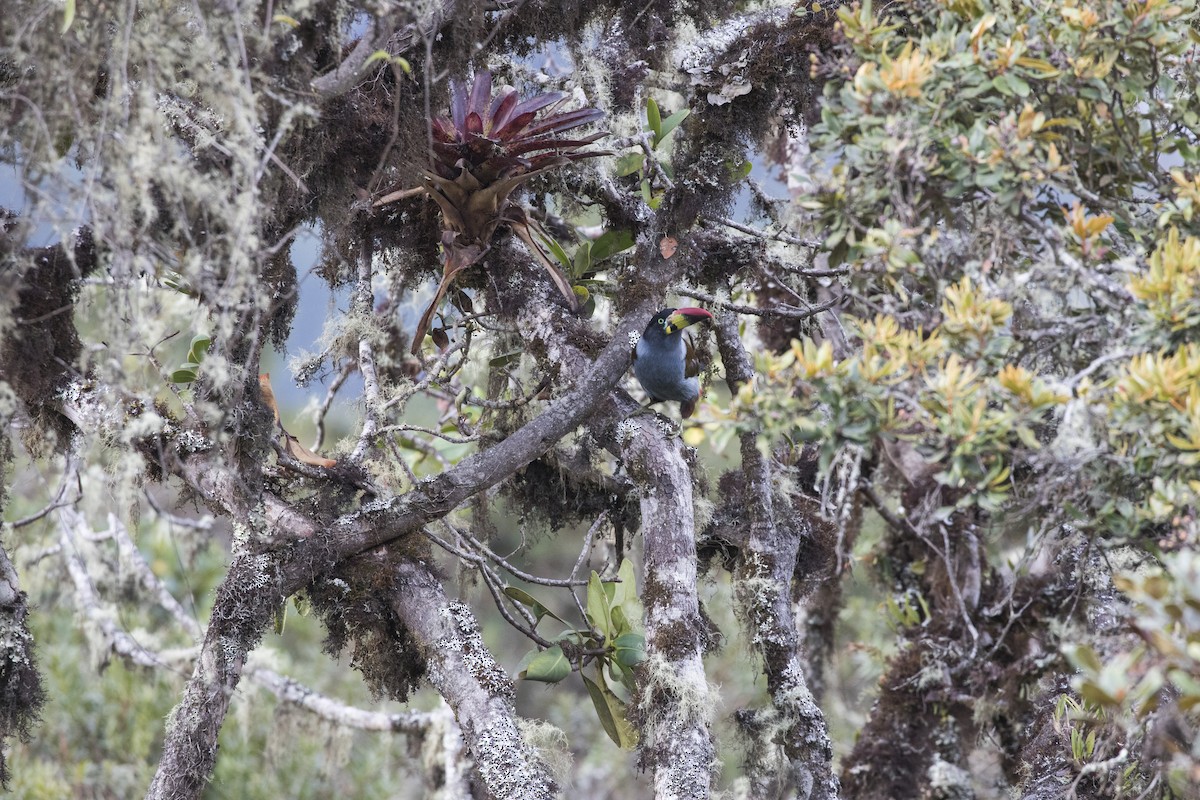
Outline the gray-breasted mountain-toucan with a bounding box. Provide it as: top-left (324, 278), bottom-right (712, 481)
top-left (632, 307), bottom-right (713, 418)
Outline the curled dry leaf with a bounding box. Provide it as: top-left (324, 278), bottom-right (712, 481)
top-left (259, 373), bottom-right (338, 468)
top-left (659, 236), bottom-right (678, 259)
top-left (259, 372), bottom-right (281, 424)
top-left (283, 434), bottom-right (338, 469)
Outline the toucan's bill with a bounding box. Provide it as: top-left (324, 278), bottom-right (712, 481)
top-left (664, 307), bottom-right (714, 334)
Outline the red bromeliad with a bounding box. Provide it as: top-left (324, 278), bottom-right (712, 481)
top-left (380, 71), bottom-right (607, 353)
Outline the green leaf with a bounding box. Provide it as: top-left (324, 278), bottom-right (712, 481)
top-left (728, 159), bottom-right (753, 181)
top-left (608, 558), bottom-right (642, 632)
top-left (1066, 644), bottom-right (1102, 674)
top-left (489, 351), bottom-right (521, 368)
top-left (1007, 74), bottom-right (1031, 97)
top-left (646, 97), bottom-right (662, 139)
top-left (186, 334), bottom-right (211, 365)
top-left (614, 558), bottom-right (638, 604)
top-left (554, 629), bottom-right (587, 646)
top-left (589, 230), bottom-right (635, 263)
top-left (364, 50), bottom-right (393, 68)
top-left (540, 233), bottom-right (572, 271)
top-left (657, 108), bottom-right (690, 144)
top-left (170, 366), bottom-right (199, 384)
top-left (273, 13), bottom-right (301, 27)
top-left (612, 633), bottom-right (647, 667)
top-left (615, 153), bottom-right (645, 177)
top-left (608, 660), bottom-right (637, 694)
top-left (582, 670), bottom-right (637, 748)
top-left (1015, 425), bottom-right (1041, 450)
top-left (504, 586), bottom-right (566, 624)
top-left (573, 240), bottom-right (592, 278)
top-left (586, 571), bottom-right (612, 639)
top-left (273, 603), bottom-right (287, 635)
top-left (61, 0), bottom-right (75, 33)
top-left (610, 605), bottom-right (629, 637)
top-left (522, 645), bottom-right (572, 683)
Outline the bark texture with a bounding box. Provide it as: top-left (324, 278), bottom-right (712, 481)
top-left (391, 559), bottom-right (558, 799)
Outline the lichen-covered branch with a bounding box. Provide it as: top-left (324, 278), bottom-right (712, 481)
top-left (58, 507), bottom-right (197, 671)
top-left (714, 313), bottom-right (838, 800)
top-left (135, 290), bottom-right (657, 797)
top-left (390, 558), bottom-right (557, 799)
top-left (621, 423), bottom-right (716, 800)
top-left (145, 548), bottom-right (281, 800)
top-left (0, 537), bottom-right (46, 789)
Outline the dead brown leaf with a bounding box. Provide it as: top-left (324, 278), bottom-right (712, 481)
top-left (284, 434), bottom-right (338, 468)
top-left (259, 373), bottom-right (337, 468)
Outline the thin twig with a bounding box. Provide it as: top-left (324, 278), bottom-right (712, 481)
top-left (351, 240), bottom-right (383, 463)
top-left (11, 466), bottom-right (79, 528)
top-left (568, 512), bottom-right (607, 624)
top-left (374, 422), bottom-right (480, 445)
top-left (701, 215), bottom-right (821, 248)
top-left (313, 360), bottom-right (355, 451)
top-left (677, 286), bottom-right (842, 321)
top-left (145, 489), bottom-right (214, 531)
top-left (447, 521), bottom-right (590, 587)
top-left (461, 374), bottom-right (551, 410)
top-left (422, 526), bottom-right (552, 646)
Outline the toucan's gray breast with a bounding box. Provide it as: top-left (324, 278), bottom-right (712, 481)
top-left (634, 334), bottom-right (698, 403)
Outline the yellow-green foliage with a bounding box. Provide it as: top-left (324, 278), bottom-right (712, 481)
top-left (1130, 228), bottom-right (1200, 334)
top-left (808, 0), bottom-right (1198, 309)
top-left (736, 278), bottom-right (1068, 512)
top-left (788, 0), bottom-right (1200, 539)
top-left (1066, 550), bottom-right (1200, 795)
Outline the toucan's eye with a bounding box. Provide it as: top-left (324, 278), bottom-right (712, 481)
top-left (657, 318), bottom-right (664, 325)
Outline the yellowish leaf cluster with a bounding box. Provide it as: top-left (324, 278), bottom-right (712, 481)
top-left (1129, 228), bottom-right (1200, 331)
top-left (939, 277), bottom-right (1013, 345)
top-left (1062, 202), bottom-right (1114, 241)
top-left (997, 364), bottom-right (1070, 409)
top-left (879, 42), bottom-right (937, 98)
top-left (1115, 345), bottom-right (1200, 407)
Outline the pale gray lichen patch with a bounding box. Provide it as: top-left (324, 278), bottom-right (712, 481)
top-left (440, 602), bottom-right (513, 698)
top-left (473, 725), bottom-right (553, 800)
top-left (676, 6), bottom-right (790, 106)
top-left (926, 756), bottom-right (973, 800)
top-left (517, 718), bottom-right (573, 785)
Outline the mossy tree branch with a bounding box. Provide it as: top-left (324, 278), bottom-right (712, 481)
top-left (714, 312), bottom-right (838, 800)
